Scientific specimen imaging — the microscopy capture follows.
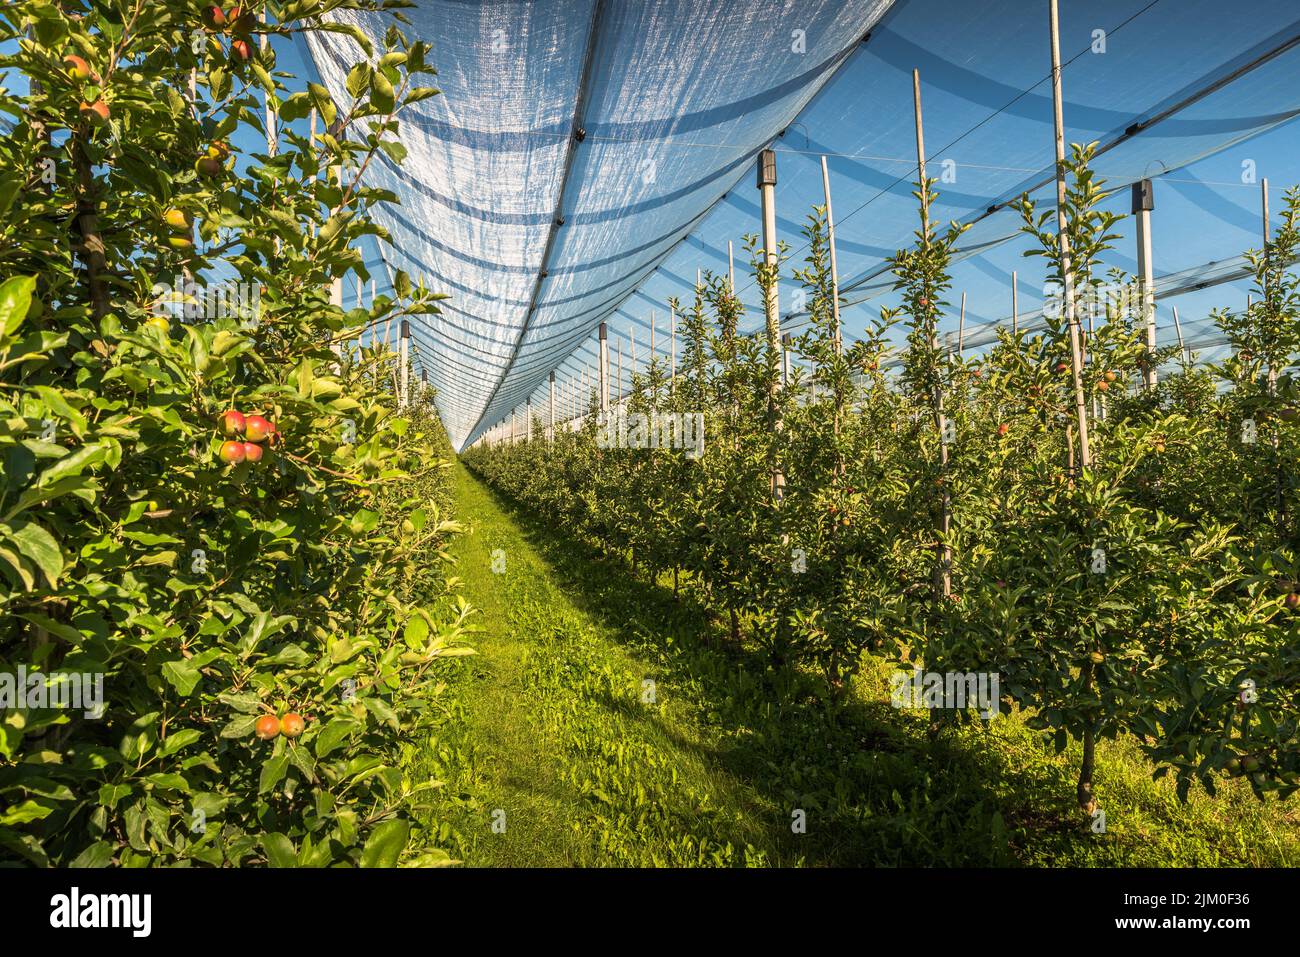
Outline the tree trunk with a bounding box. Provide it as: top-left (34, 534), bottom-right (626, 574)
top-left (1078, 728), bottom-right (1097, 815)
top-left (1078, 660), bottom-right (1097, 815)
top-left (72, 134), bottom-right (109, 319)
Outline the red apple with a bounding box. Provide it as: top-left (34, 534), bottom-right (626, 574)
top-left (242, 441), bottom-right (263, 463)
top-left (201, 5), bottom-right (227, 30)
top-left (228, 6), bottom-right (256, 35)
top-left (219, 440), bottom-right (246, 464)
top-left (80, 99), bottom-right (110, 127)
top-left (1055, 361), bottom-right (1069, 373)
top-left (254, 714), bottom-right (280, 740)
top-left (281, 713), bottom-right (305, 738)
top-left (219, 410), bottom-right (245, 436)
top-left (1285, 593), bottom-right (1300, 611)
top-left (230, 38), bottom-right (252, 63)
top-left (63, 54), bottom-right (93, 81)
top-left (996, 423), bottom-right (1009, 437)
top-left (244, 415), bottom-right (274, 442)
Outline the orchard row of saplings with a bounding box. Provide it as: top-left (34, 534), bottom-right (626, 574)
top-left (1, 1), bottom-right (466, 867)
top-left (466, 147), bottom-right (1300, 818)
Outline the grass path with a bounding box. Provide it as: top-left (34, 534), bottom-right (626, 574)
top-left (407, 461), bottom-right (1300, 867)
top-left (408, 461), bottom-right (775, 866)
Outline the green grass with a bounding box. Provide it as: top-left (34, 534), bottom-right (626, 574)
top-left (406, 461), bottom-right (1300, 866)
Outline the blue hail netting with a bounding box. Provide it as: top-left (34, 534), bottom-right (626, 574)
top-left (303, 0), bottom-right (1300, 449)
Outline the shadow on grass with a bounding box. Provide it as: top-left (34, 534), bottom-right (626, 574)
top-left (463, 471), bottom-right (1108, 867)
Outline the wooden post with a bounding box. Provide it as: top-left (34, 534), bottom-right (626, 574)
top-left (1051, 0), bottom-right (1097, 819)
top-left (549, 371), bottom-right (556, 443)
top-left (598, 323), bottom-right (610, 414)
top-left (914, 68), bottom-right (951, 599)
top-left (1050, 0), bottom-right (1092, 473)
top-left (1133, 178), bottom-right (1157, 388)
top-left (398, 320), bottom-right (410, 407)
top-left (821, 155), bottom-right (842, 355)
top-left (728, 241), bottom-right (735, 294)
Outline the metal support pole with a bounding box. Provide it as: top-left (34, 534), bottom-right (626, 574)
top-left (958, 291), bottom-right (966, 353)
top-left (1133, 178), bottom-right (1157, 388)
top-left (549, 371), bottom-right (556, 443)
top-left (758, 149), bottom-right (781, 367)
top-left (1262, 180), bottom-right (1276, 385)
top-left (757, 147), bottom-right (784, 502)
top-left (261, 20), bottom-right (276, 158)
top-left (1262, 178), bottom-right (1271, 255)
top-left (781, 332), bottom-right (792, 389)
top-left (670, 305), bottom-right (676, 396)
top-left (1012, 270), bottom-right (1019, 337)
top-left (1172, 305), bottom-right (1187, 363)
top-left (598, 323), bottom-right (610, 414)
top-left (728, 241), bottom-right (735, 294)
top-left (398, 320), bottom-right (410, 407)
